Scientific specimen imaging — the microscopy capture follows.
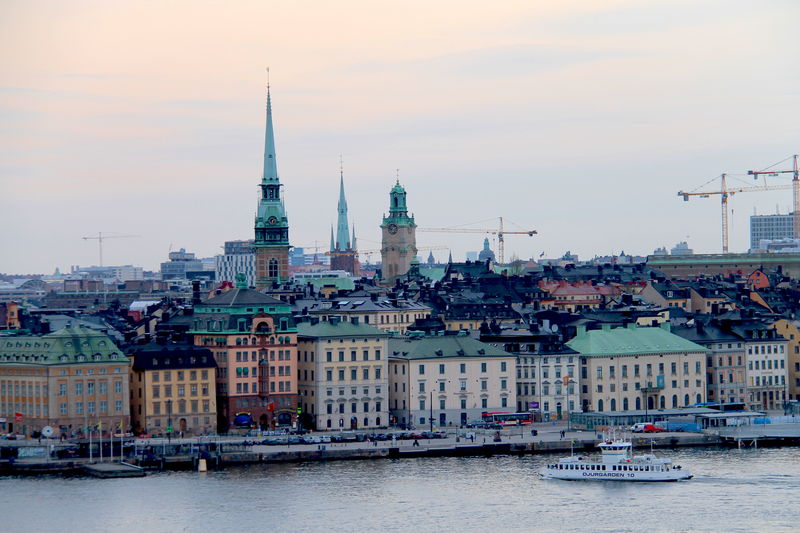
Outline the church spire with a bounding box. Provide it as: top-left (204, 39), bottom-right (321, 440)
top-left (335, 157), bottom-right (351, 251)
top-left (351, 224), bottom-right (357, 252)
top-left (330, 225), bottom-right (335, 253)
top-left (262, 71), bottom-right (278, 183)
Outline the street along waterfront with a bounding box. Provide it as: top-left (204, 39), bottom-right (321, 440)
top-left (1, 447), bottom-right (798, 533)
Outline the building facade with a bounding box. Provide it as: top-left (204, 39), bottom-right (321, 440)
top-left (772, 319), bottom-right (800, 402)
top-left (191, 276), bottom-right (299, 430)
top-left (567, 323), bottom-right (707, 413)
top-left (750, 212), bottom-right (795, 249)
top-left (388, 334), bottom-right (517, 428)
top-left (297, 319), bottom-right (389, 430)
top-left (129, 343), bottom-right (217, 436)
top-left (380, 181), bottom-right (417, 284)
top-left (216, 240), bottom-right (255, 287)
top-left (253, 86), bottom-right (290, 288)
top-left (0, 326), bottom-right (130, 437)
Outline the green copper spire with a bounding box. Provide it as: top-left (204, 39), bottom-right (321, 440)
top-left (335, 166), bottom-right (351, 251)
top-left (254, 77), bottom-right (289, 249)
top-left (330, 225), bottom-right (335, 253)
top-left (262, 81), bottom-right (278, 183)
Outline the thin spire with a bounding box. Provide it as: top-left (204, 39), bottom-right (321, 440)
top-left (262, 68), bottom-right (278, 182)
top-left (395, 168), bottom-right (400, 185)
top-left (351, 224), bottom-right (357, 251)
top-left (336, 157), bottom-right (350, 251)
top-left (330, 225), bottom-right (335, 253)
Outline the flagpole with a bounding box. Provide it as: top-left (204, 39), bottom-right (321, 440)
top-left (99, 421), bottom-right (103, 462)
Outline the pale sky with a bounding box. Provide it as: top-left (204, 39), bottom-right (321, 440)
top-left (2, 0), bottom-right (799, 274)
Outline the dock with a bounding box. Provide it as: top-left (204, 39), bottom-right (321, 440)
top-left (82, 462), bottom-right (145, 478)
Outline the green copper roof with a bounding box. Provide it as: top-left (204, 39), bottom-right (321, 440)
top-left (307, 277), bottom-right (355, 291)
top-left (335, 173), bottom-right (351, 251)
top-left (0, 326), bottom-right (127, 365)
top-left (567, 324), bottom-right (708, 357)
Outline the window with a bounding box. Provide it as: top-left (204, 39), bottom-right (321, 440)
top-left (597, 367), bottom-right (602, 379)
top-left (439, 381), bottom-right (445, 392)
top-left (351, 350), bottom-right (357, 361)
top-left (481, 398), bottom-right (488, 408)
top-left (363, 368), bottom-right (369, 380)
top-left (363, 350), bottom-right (369, 361)
top-left (481, 363), bottom-right (487, 373)
top-left (75, 382), bottom-right (83, 395)
top-left (326, 352), bottom-right (332, 362)
top-left (419, 364), bottom-right (425, 375)
top-left (439, 364), bottom-right (445, 375)
top-left (500, 379), bottom-right (507, 390)
top-left (419, 382), bottom-right (426, 393)
top-left (375, 350), bottom-right (381, 360)
top-left (501, 397), bottom-right (507, 408)
top-left (501, 362), bottom-right (507, 372)
top-left (460, 363), bottom-right (466, 374)
top-left (481, 380), bottom-right (487, 391)
top-left (439, 399), bottom-right (445, 409)
top-left (338, 370), bottom-right (345, 381)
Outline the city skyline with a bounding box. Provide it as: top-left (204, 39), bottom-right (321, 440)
top-left (2, 0), bottom-right (799, 273)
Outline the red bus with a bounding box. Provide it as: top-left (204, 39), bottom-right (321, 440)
top-left (481, 412), bottom-right (533, 426)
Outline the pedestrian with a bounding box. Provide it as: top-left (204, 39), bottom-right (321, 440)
top-left (413, 439), bottom-right (419, 447)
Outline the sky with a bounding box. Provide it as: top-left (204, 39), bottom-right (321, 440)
top-left (1, 0), bottom-right (799, 274)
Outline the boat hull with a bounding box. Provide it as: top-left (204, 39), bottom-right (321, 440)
top-left (540, 468), bottom-right (692, 482)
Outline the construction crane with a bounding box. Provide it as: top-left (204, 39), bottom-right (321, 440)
top-left (678, 175), bottom-right (791, 253)
top-left (748, 154), bottom-right (800, 238)
top-left (326, 245), bottom-right (449, 257)
top-left (81, 232), bottom-right (140, 266)
top-left (418, 217), bottom-right (537, 264)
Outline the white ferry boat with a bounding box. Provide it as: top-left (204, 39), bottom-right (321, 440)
top-left (541, 438), bottom-right (692, 482)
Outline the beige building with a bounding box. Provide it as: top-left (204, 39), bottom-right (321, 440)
top-left (0, 326), bottom-right (130, 437)
top-left (297, 318), bottom-right (389, 430)
top-left (388, 333), bottom-right (517, 428)
top-left (129, 343), bottom-right (217, 436)
top-left (567, 323), bottom-right (707, 413)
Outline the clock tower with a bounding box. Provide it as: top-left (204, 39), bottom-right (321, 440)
top-left (253, 84), bottom-right (290, 289)
top-left (380, 180), bottom-right (417, 284)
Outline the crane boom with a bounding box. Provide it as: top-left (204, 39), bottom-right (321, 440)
top-left (677, 156), bottom-right (799, 253)
top-left (418, 216), bottom-right (537, 264)
top-left (81, 232), bottom-right (140, 266)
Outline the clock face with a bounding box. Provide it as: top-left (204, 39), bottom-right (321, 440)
top-left (387, 223), bottom-right (398, 234)
top-left (268, 216), bottom-right (278, 225)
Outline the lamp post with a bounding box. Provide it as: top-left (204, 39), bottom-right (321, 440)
top-left (429, 390), bottom-right (433, 432)
top-left (167, 399), bottom-right (173, 443)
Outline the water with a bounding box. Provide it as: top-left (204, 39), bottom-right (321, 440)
top-left (2, 447), bottom-right (798, 532)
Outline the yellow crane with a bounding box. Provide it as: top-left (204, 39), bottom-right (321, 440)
top-left (81, 232), bottom-right (140, 266)
top-left (418, 217), bottom-right (536, 265)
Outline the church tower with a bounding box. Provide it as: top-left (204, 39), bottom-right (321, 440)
top-left (253, 82), bottom-right (290, 289)
top-left (330, 165), bottom-right (359, 275)
top-left (380, 180), bottom-right (417, 284)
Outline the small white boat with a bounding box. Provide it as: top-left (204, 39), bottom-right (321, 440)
top-left (541, 438), bottom-right (692, 482)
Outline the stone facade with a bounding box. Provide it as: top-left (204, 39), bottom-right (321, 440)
top-left (0, 326), bottom-right (130, 437)
top-left (297, 319), bottom-right (389, 430)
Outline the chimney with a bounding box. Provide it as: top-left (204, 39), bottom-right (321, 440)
top-left (192, 280), bottom-right (201, 306)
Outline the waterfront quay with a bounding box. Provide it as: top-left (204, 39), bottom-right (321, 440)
top-left (0, 422), bottom-right (747, 476)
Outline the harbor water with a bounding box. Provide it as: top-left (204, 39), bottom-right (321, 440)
top-left (2, 447), bottom-right (798, 532)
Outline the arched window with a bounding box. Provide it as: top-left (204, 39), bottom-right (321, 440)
top-left (672, 395), bottom-right (678, 408)
top-left (623, 398), bottom-right (629, 410)
top-left (236, 338), bottom-right (242, 346)
top-left (635, 397), bottom-right (641, 410)
top-left (363, 417), bottom-right (369, 427)
top-left (659, 395), bottom-right (666, 409)
top-left (696, 393), bottom-right (702, 404)
top-left (597, 399), bottom-right (604, 412)
top-left (268, 258), bottom-right (278, 278)
top-left (610, 399), bottom-right (616, 412)
top-left (684, 394), bottom-right (690, 406)
top-left (243, 338), bottom-right (248, 346)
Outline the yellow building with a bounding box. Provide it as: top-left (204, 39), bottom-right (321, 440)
top-left (0, 326), bottom-right (130, 437)
top-left (129, 343), bottom-right (217, 436)
top-left (771, 319), bottom-right (800, 401)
